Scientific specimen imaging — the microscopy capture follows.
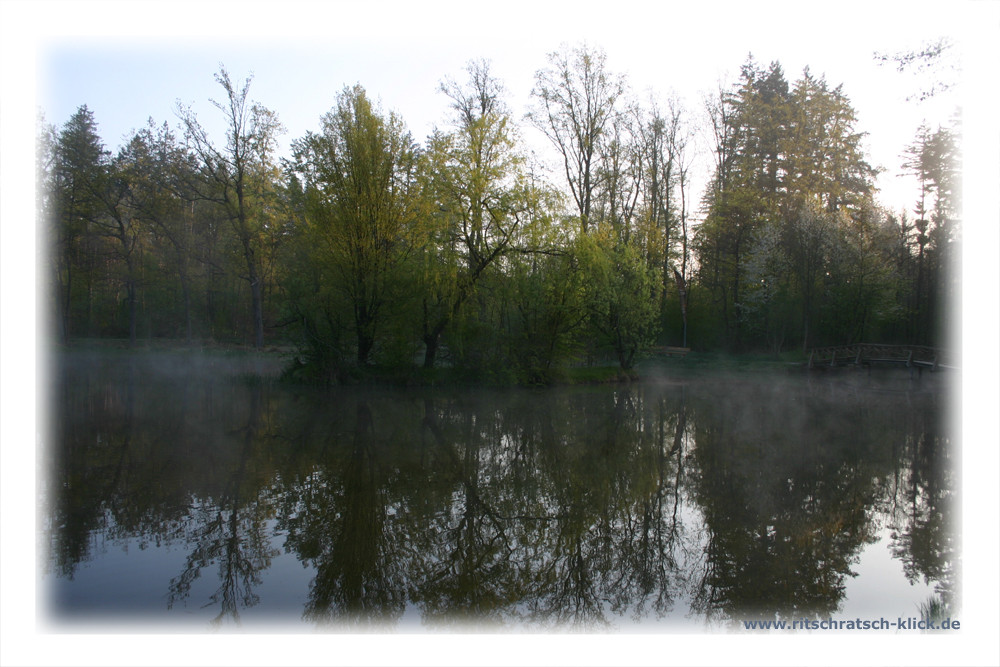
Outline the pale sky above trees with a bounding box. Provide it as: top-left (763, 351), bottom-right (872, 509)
top-left (29, 0), bottom-right (970, 216)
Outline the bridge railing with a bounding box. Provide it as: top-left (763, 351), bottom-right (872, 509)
top-left (807, 344), bottom-right (952, 370)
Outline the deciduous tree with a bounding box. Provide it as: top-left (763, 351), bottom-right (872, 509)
top-left (292, 85), bottom-right (423, 365)
top-left (419, 60), bottom-right (537, 369)
top-left (528, 43), bottom-right (626, 234)
top-left (178, 67), bottom-right (284, 349)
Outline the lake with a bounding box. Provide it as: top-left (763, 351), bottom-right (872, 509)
top-left (40, 350), bottom-right (958, 632)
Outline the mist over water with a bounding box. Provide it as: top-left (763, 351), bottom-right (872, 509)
top-left (40, 350), bottom-right (957, 631)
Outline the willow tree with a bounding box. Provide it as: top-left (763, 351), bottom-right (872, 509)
top-left (575, 230), bottom-right (662, 370)
top-left (178, 67), bottom-right (284, 349)
top-left (419, 60), bottom-right (535, 369)
top-left (292, 85), bottom-right (423, 365)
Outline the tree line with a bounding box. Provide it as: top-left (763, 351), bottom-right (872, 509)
top-left (38, 45), bottom-right (961, 382)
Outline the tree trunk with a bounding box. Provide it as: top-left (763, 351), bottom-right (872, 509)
top-left (243, 240), bottom-right (264, 350)
top-left (251, 276), bottom-right (264, 350)
top-left (61, 263), bottom-right (72, 344)
top-left (423, 333), bottom-right (440, 370)
top-left (357, 329), bottom-right (374, 365)
top-left (181, 276), bottom-right (193, 343)
top-left (127, 280), bottom-right (137, 348)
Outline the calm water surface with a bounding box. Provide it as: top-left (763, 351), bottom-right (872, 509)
top-left (41, 351), bottom-right (958, 631)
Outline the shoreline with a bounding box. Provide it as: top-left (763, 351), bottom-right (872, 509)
top-left (47, 338), bottom-right (917, 390)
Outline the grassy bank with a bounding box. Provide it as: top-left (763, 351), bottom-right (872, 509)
top-left (53, 338), bottom-right (810, 387)
top-left (636, 349), bottom-right (809, 376)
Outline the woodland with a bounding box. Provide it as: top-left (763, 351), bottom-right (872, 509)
top-left (39, 44), bottom-right (960, 384)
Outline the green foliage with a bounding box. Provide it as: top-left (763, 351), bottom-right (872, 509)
top-left (502, 246), bottom-right (584, 384)
top-left (44, 49), bottom-right (958, 379)
top-left (415, 60), bottom-right (534, 370)
top-left (693, 56), bottom-right (950, 353)
top-left (289, 85), bottom-right (423, 368)
top-left (575, 231), bottom-right (661, 369)
top-left (899, 121), bottom-right (961, 344)
top-left (178, 67), bottom-right (285, 350)
top-left (737, 220), bottom-right (795, 353)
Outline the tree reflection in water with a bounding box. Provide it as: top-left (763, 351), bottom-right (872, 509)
top-left (167, 380), bottom-right (279, 627)
top-left (886, 406), bottom-right (958, 609)
top-left (44, 354), bottom-right (957, 630)
top-left (298, 404), bottom-right (405, 626)
top-left (604, 392), bottom-right (688, 620)
top-left (408, 397), bottom-right (523, 626)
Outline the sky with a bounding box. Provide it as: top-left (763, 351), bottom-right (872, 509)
top-left (29, 0), bottom-right (972, 215)
top-left (2, 1), bottom-right (999, 665)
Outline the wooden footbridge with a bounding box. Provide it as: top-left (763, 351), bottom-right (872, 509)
top-left (807, 344), bottom-right (956, 373)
